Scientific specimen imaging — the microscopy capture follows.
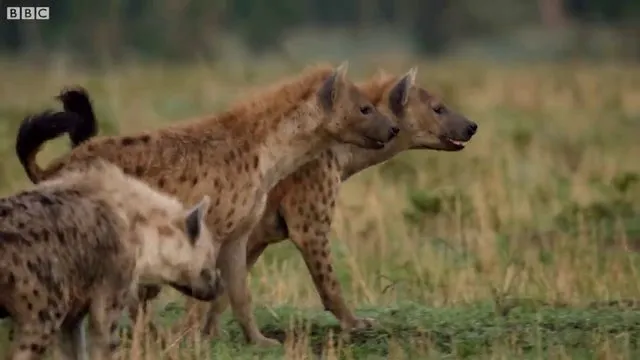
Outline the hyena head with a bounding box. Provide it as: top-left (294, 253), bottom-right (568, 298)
top-left (317, 61), bottom-right (400, 150)
top-left (140, 195), bottom-right (222, 301)
top-left (381, 67), bottom-right (478, 151)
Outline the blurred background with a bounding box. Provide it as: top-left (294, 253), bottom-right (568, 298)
top-left (1, 0), bottom-right (639, 65)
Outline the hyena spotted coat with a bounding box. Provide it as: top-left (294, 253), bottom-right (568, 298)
top-left (17, 67), bottom-right (477, 340)
top-left (14, 62), bottom-right (398, 347)
top-left (196, 68), bottom-right (478, 335)
top-left (0, 132), bottom-right (222, 360)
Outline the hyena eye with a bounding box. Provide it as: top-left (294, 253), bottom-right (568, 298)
top-left (360, 105), bottom-right (373, 115)
top-left (433, 105), bottom-right (444, 114)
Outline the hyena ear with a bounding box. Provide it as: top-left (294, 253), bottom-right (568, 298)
top-left (388, 67), bottom-right (417, 116)
top-left (184, 195), bottom-right (211, 245)
top-left (318, 61), bottom-right (350, 111)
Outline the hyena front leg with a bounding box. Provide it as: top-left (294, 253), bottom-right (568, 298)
top-left (127, 285), bottom-right (162, 339)
top-left (87, 292), bottom-right (127, 360)
top-left (201, 242), bottom-right (268, 338)
top-left (281, 197), bottom-right (376, 331)
top-left (205, 230), bottom-right (280, 347)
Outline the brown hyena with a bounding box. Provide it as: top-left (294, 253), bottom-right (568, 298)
top-left (0, 133), bottom-right (222, 359)
top-left (14, 62), bottom-right (398, 347)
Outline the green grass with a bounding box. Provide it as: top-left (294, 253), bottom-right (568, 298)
top-left (105, 300), bottom-right (640, 359)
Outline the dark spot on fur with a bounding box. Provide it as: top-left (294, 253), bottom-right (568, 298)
top-left (135, 166), bottom-right (144, 176)
top-left (37, 195), bottom-right (55, 206)
top-left (56, 230), bottom-right (66, 245)
top-left (179, 174), bottom-right (187, 182)
top-left (302, 223), bottom-right (310, 233)
top-left (192, 177), bottom-right (198, 186)
top-left (252, 155), bottom-right (259, 169)
top-left (158, 178), bottom-right (166, 188)
top-left (157, 226), bottom-right (174, 236)
top-left (38, 310), bottom-right (50, 322)
top-left (140, 135), bottom-right (151, 143)
top-left (26, 260), bottom-right (37, 273)
top-left (31, 344), bottom-right (45, 354)
top-left (121, 137), bottom-right (136, 146)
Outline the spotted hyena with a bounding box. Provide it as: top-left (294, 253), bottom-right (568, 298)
top-left (194, 67), bottom-right (477, 334)
top-left (1, 129), bottom-right (222, 359)
top-left (14, 62), bottom-right (398, 347)
top-left (16, 66), bottom-right (477, 341)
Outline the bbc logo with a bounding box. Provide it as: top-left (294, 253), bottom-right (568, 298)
top-left (6, 7), bottom-right (50, 20)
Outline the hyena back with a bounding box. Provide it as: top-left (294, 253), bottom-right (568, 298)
top-left (0, 131), bottom-right (221, 360)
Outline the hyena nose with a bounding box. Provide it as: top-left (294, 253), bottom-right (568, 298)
top-left (388, 126), bottom-right (400, 141)
top-left (466, 123), bottom-right (478, 137)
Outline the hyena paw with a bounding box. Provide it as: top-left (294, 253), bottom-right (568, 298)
top-left (341, 316), bottom-right (377, 331)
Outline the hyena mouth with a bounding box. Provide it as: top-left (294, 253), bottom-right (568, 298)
top-left (440, 136), bottom-right (468, 149)
top-left (364, 136), bottom-right (386, 149)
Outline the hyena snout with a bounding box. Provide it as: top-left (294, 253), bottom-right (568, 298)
top-left (169, 268), bottom-right (225, 302)
top-left (359, 112), bottom-right (400, 149)
top-left (463, 122), bottom-right (478, 139)
top-left (447, 116), bottom-right (478, 142)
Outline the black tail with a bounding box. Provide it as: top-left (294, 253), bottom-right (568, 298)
top-left (15, 110), bottom-right (86, 184)
top-left (55, 86), bottom-right (98, 147)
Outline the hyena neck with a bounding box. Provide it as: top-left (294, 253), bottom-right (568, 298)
top-left (95, 173), bottom-right (185, 285)
top-left (132, 232), bottom-right (171, 286)
top-left (336, 137), bottom-right (411, 181)
top-left (256, 103), bottom-right (331, 191)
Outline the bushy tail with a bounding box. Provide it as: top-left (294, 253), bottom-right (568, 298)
top-left (55, 87), bottom-right (98, 147)
top-left (15, 87), bottom-right (99, 184)
top-left (16, 111), bottom-right (84, 184)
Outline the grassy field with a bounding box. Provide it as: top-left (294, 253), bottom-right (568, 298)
top-left (0, 56), bottom-right (639, 359)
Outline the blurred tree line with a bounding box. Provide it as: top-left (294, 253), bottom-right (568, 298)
top-left (0, 0), bottom-right (639, 63)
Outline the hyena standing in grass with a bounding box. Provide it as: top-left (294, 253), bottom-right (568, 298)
top-left (18, 66), bottom-right (477, 341)
top-left (0, 135), bottom-right (222, 360)
top-left (189, 67), bottom-right (478, 335)
top-left (14, 62), bottom-right (399, 347)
